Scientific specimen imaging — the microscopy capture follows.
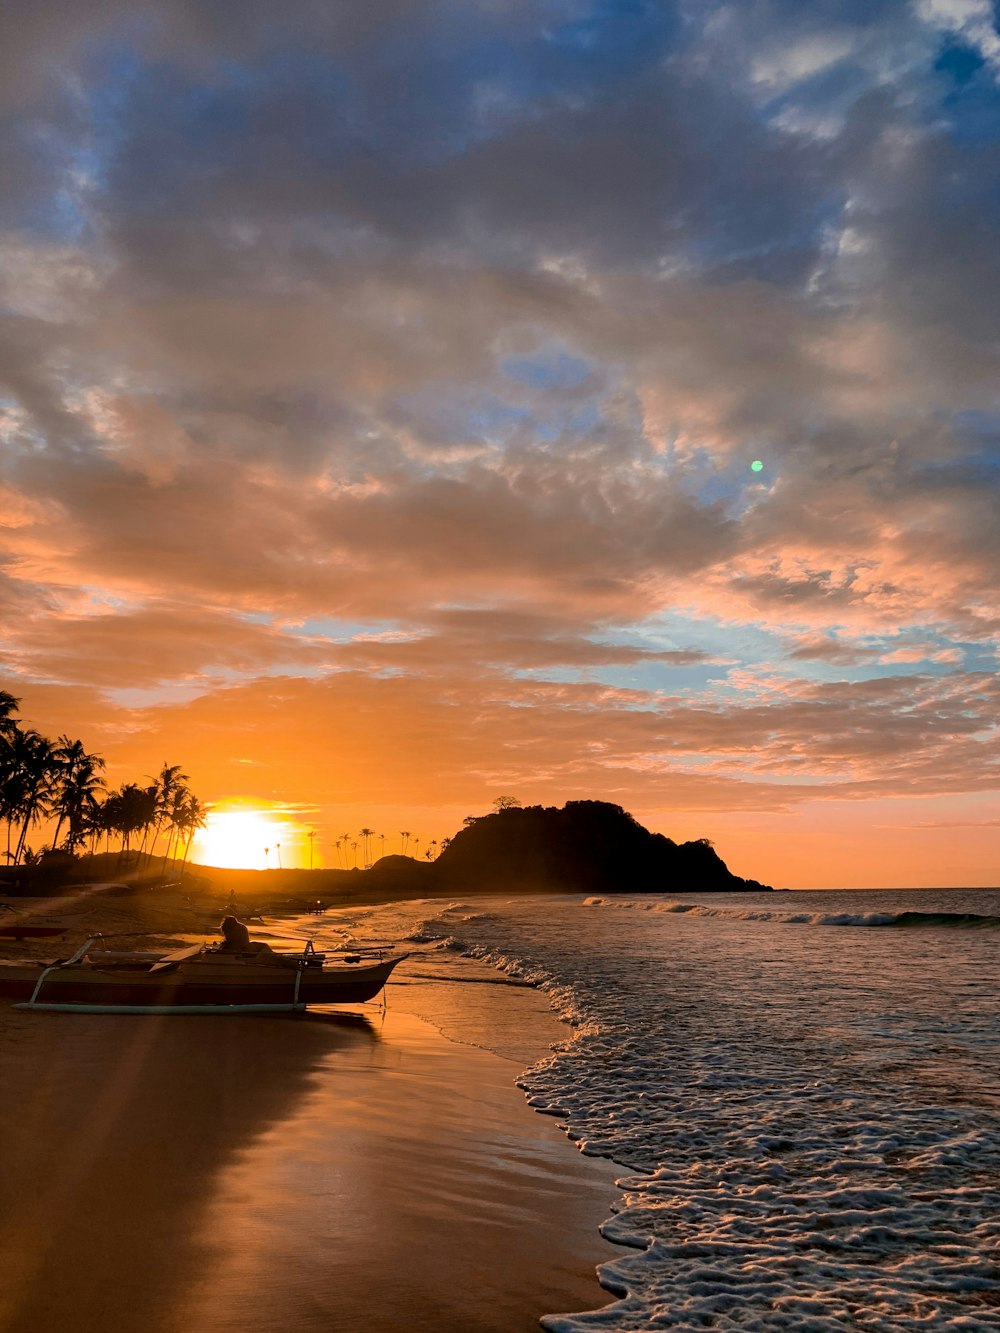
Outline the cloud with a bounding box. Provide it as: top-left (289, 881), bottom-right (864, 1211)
top-left (14, 665), bottom-right (999, 833)
top-left (1, 1), bottom-right (999, 883)
top-left (786, 633), bottom-right (879, 665)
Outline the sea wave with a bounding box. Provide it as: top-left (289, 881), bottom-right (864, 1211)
top-left (416, 894), bottom-right (1000, 1331)
top-left (582, 897), bottom-right (1000, 928)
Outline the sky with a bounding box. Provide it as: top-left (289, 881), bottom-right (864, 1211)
top-left (2, 0), bottom-right (999, 886)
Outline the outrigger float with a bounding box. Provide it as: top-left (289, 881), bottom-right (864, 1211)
top-left (0, 938), bottom-right (407, 1014)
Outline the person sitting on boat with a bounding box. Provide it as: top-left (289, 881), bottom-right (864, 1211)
top-left (217, 916), bottom-right (298, 966)
top-left (219, 915), bottom-right (253, 951)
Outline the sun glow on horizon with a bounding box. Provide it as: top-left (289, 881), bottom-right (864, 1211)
top-left (191, 804), bottom-right (313, 870)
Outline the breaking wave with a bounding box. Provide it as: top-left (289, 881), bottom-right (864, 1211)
top-left (582, 898), bottom-right (1000, 929)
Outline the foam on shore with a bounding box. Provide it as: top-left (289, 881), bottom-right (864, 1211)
top-left (401, 890), bottom-right (1000, 1331)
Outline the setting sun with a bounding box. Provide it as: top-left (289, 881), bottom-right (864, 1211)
top-left (190, 805), bottom-right (312, 870)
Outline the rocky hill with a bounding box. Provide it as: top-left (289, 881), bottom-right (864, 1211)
top-left (431, 800), bottom-right (771, 894)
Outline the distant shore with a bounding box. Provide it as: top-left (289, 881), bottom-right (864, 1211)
top-left (0, 871), bottom-right (435, 967)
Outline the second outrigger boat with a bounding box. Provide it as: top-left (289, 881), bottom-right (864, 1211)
top-left (0, 938), bottom-right (407, 1014)
top-left (0, 904), bottom-right (73, 941)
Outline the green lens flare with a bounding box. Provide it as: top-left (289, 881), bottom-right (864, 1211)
top-left (750, 459), bottom-right (764, 472)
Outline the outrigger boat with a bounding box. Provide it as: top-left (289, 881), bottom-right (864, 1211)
top-left (0, 922), bottom-right (71, 941)
top-left (0, 905), bottom-right (72, 941)
top-left (0, 938), bottom-right (407, 1014)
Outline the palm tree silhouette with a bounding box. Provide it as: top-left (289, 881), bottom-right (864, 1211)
top-left (0, 690), bottom-right (20, 737)
top-left (109, 783), bottom-right (157, 869)
top-left (51, 737), bottom-right (106, 853)
top-left (8, 729), bottom-right (57, 866)
top-left (359, 828), bottom-right (374, 868)
top-left (85, 797), bottom-right (116, 861)
top-left (175, 794), bottom-right (207, 882)
top-left (400, 830), bottom-right (410, 855)
top-left (148, 763), bottom-right (189, 866)
top-left (160, 782), bottom-right (197, 876)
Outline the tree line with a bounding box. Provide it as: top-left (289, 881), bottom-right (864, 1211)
top-left (331, 830), bottom-right (452, 869)
top-left (0, 690), bottom-right (206, 874)
top-left (331, 800), bottom-right (522, 870)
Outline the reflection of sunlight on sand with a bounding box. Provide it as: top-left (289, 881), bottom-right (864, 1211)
top-left (0, 886), bottom-right (112, 922)
top-left (179, 1009), bottom-right (617, 1333)
top-left (0, 1014), bottom-right (364, 1333)
top-left (0, 1012), bottom-right (171, 1310)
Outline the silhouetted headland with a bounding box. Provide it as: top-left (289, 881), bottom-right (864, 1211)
top-left (426, 800), bottom-right (771, 894)
top-left (333, 800), bottom-right (768, 899)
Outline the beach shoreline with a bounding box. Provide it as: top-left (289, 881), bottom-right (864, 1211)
top-left (0, 885), bottom-right (621, 1333)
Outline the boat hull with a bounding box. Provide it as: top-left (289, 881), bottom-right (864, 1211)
top-left (0, 925), bottom-right (69, 940)
top-left (0, 953), bottom-right (405, 1010)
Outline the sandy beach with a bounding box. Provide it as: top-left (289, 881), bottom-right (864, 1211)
top-left (0, 887), bottom-right (620, 1333)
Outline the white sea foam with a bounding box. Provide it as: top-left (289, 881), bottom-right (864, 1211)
top-left (408, 889), bottom-right (1000, 1331)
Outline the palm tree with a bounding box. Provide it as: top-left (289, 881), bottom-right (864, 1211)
top-left (379, 832), bottom-right (386, 860)
top-left (400, 830), bottom-right (410, 855)
top-left (108, 783), bottom-right (157, 868)
top-left (160, 783), bottom-right (195, 877)
top-left (334, 837), bottom-right (343, 867)
top-left (175, 794), bottom-right (207, 883)
top-left (8, 729), bottom-right (58, 866)
top-left (50, 736), bottom-right (106, 852)
top-left (64, 763), bottom-right (107, 855)
top-left (1, 730), bottom-right (23, 863)
top-left (359, 828), bottom-right (374, 868)
top-left (147, 763), bottom-right (188, 865)
top-left (0, 690), bottom-right (20, 738)
top-left (82, 796), bottom-right (112, 862)
top-left (350, 840), bottom-right (358, 868)
top-left (82, 795), bottom-right (111, 860)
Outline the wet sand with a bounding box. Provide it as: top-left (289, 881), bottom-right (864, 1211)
top-left (0, 937), bottom-right (619, 1332)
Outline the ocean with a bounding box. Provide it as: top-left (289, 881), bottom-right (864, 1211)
top-left (296, 888), bottom-right (1000, 1331)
